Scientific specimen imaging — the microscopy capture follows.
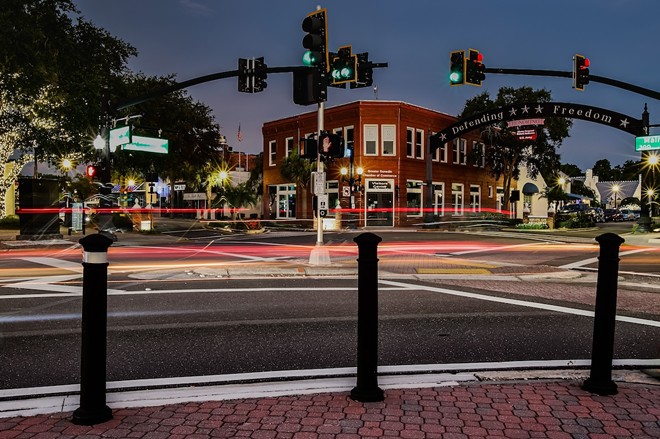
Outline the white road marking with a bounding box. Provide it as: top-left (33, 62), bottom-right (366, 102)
top-left (559, 248), bottom-right (650, 270)
top-left (380, 279), bottom-right (660, 328)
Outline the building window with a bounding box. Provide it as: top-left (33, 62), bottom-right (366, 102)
top-left (406, 128), bottom-right (414, 158)
top-left (364, 124), bottom-right (378, 155)
top-left (459, 138), bottom-right (467, 164)
top-left (452, 139), bottom-right (459, 164)
top-left (440, 142), bottom-right (448, 163)
top-left (382, 125), bottom-right (396, 156)
top-left (415, 129), bottom-right (424, 159)
top-left (268, 140), bottom-right (277, 166)
top-left (268, 184), bottom-right (296, 218)
top-left (406, 180), bottom-right (423, 217)
top-left (472, 141), bottom-right (485, 167)
top-left (286, 137), bottom-right (294, 158)
top-left (488, 185), bottom-right (493, 198)
top-left (470, 185), bottom-right (481, 211)
top-left (497, 187), bottom-right (504, 212)
top-left (452, 183), bottom-right (464, 215)
top-left (327, 180), bottom-right (339, 216)
top-left (433, 182), bottom-right (444, 216)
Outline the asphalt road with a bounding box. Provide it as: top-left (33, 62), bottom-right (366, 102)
top-left (1, 276), bottom-right (658, 390)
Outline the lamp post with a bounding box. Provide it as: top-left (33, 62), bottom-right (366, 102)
top-left (340, 164), bottom-right (364, 228)
top-left (612, 184), bottom-right (620, 209)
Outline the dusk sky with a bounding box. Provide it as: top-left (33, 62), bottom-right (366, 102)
top-left (74, 0), bottom-right (659, 172)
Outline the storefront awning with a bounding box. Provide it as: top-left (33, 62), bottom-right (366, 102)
top-left (522, 182), bottom-right (539, 194)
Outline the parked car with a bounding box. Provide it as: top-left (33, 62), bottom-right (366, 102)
top-left (604, 208), bottom-right (622, 222)
top-left (559, 203), bottom-right (588, 214)
top-left (587, 207), bottom-right (605, 223)
top-left (620, 209), bottom-right (641, 221)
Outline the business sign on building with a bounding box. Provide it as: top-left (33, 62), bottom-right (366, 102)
top-left (635, 135), bottom-right (660, 151)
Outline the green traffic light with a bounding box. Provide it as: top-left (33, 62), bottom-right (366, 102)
top-left (303, 50), bottom-right (320, 66)
top-left (449, 71), bottom-right (462, 84)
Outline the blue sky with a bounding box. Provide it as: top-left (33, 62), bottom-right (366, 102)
top-left (75, 0), bottom-right (659, 172)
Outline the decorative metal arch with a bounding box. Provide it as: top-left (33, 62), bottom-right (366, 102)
top-left (430, 102), bottom-right (643, 152)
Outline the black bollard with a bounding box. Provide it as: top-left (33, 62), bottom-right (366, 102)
top-left (582, 232), bottom-right (625, 396)
top-left (72, 233), bottom-right (114, 425)
top-left (350, 232), bottom-right (385, 402)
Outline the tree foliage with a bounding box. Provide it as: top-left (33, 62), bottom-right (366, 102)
top-left (0, 0), bottom-right (136, 217)
top-left (110, 73), bottom-right (224, 189)
top-left (460, 87), bottom-right (571, 207)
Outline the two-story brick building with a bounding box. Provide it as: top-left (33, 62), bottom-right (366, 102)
top-left (262, 100), bottom-right (506, 228)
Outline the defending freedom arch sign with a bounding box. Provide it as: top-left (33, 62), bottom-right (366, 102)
top-left (430, 102), bottom-right (644, 152)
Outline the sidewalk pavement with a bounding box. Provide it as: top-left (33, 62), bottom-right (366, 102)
top-left (1, 369), bottom-right (659, 438)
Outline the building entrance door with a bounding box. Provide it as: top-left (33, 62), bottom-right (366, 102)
top-left (365, 179), bottom-right (394, 227)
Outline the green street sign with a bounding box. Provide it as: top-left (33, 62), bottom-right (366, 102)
top-left (110, 125), bottom-right (131, 150)
top-left (123, 135), bottom-right (169, 154)
top-left (635, 135), bottom-right (660, 151)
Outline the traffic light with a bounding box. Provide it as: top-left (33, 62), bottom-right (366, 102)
top-left (253, 57), bottom-right (267, 92)
top-left (299, 136), bottom-right (318, 159)
top-left (573, 54), bottom-right (590, 91)
top-left (293, 68), bottom-right (326, 105)
top-left (449, 50), bottom-right (465, 85)
top-left (238, 58), bottom-right (249, 92)
top-left (319, 131), bottom-right (344, 159)
top-left (302, 9), bottom-right (328, 72)
top-left (330, 46), bottom-right (357, 86)
top-left (238, 57), bottom-right (267, 93)
top-left (465, 49), bottom-right (486, 86)
top-left (300, 8), bottom-right (328, 103)
top-left (86, 164), bottom-right (98, 179)
top-left (350, 52), bottom-right (373, 89)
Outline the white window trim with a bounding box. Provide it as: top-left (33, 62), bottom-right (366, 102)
top-left (268, 140), bottom-right (277, 166)
top-left (285, 137), bottom-right (294, 158)
top-left (382, 124), bottom-right (396, 156)
top-left (406, 127), bottom-right (414, 158)
top-left (406, 180), bottom-right (423, 217)
top-left (415, 129), bottom-right (424, 160)
top-left (364, 124), bottom-right (379, 156)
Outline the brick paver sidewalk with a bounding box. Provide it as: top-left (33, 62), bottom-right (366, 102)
top-left (1, 381), bottom-right (658, 438)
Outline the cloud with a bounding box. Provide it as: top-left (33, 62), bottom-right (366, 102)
top-left (178, 0), bottom-right (214, 16)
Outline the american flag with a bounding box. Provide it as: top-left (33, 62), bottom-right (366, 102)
top-left (237, 124), bottom-right (243, 143)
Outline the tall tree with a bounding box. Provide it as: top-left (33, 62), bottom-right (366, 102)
top-left (560, 163), bottom-right (582, 177)
top-left (461, 87), bottom-right (571, 208)
top-left (110, 73), bottom-right (225, 197)
top-left (592, 159), bottom-right (615, 180)
top-left (0, 0), bottom-right (136, 217)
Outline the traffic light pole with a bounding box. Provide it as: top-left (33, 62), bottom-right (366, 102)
top-left (317, 101), bottom-right (325, 246)
top-left (484, 68), bottom-right (660, 100)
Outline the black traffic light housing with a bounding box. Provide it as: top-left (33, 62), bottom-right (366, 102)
top-left (449, 50), bottom-right (465, 86)
top-left (300, 136), bottom-right (318, 159)
top-left (573, 54), bottom-right (590, 91)
top-left (465, 49), bottom-right (486, 86)
top-left (293, 68), bottom-right (326, 105)
top-left (238, 57), bottom-right (267, 93)
top-left (350, 52), bottom-right (373, 89)
top-left (330, 46), bottom-right (357, 86)
top-left (301, 8), bottom-right (328, 103)
top-left (302, 9), bottom-right (328, 71)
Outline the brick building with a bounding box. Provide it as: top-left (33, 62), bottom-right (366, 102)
top-left (262, 100), bottom-right (506, 227)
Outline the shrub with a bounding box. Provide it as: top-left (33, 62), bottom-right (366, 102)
top-left (515, 222), bottom-right (549, 230)
top-left (0, 215), bottom-right (20, 229)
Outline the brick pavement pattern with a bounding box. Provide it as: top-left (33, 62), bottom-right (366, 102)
top-left (1, 381), bottom-right (659, 438)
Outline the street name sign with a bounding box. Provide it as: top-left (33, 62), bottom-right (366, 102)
top-left (635, 135), bottom-right (660, 151)
top-left (123, 135), bottom-right (169, 154)
top-left (110, 126), bottom-right (131, 150)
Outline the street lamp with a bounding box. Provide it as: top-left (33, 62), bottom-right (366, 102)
top-left (612, 184), bottom-right (620, 209)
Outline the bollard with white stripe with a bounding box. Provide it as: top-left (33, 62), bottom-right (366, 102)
top-left (72, 233), bottom-right (113, 425)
